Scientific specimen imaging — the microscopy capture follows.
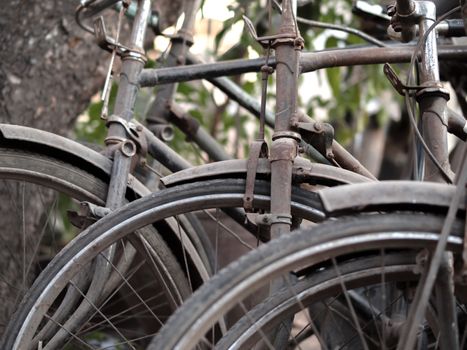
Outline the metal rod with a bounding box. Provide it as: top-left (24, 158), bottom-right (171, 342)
top-left (192, 127), bottom-right (232, 161)
top-left (332, 141), bottom-right (377, 180)
top-left (415, 2), bottom-right (451, 182)
top-left (139, 123), bottom-right (192, 172)
top-left (186, 53), bottom-right (331, 165)
top-left (447, 108), bottom-right (467, 141)
top-left (139, 45), bottom-right (467, 86)
top-left (169, 103), bottom-right (232, 162)
top-left (146, 0), bottom-right (202, 137)
top-left (59, 1), bottom-right (152, 346)
top-left (129, 0), bottom-right (152, 50)
top-left (269, 0), bottom-right (301, 239)
top-left (300, 45), bottom-right (467, 72)
top-left (107, 0), bottom-right (151, 208)
top-left (433, 253), bottom-right (459, 350)
top-left (186, 52), bottom-right (276, 126)
top-left (139, 57), bottom-right (271, 86)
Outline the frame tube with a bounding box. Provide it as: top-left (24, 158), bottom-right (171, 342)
top-left (139, 45), bottom-right (467, 86)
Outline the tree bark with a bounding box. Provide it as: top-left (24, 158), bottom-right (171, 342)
top-left (0, 0), bottom-right (183, 336)
top-left (0, 0), bottom-right (107, 133)
top-left (0, 0), bottom-right (107, 335)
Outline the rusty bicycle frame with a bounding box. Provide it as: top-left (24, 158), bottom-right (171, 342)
top-left (78, 0), bottom-right (467, 189)
top-left (85, 0), bottom-right (465, 292)
top-left (71, 0), bottom-right (466, 348)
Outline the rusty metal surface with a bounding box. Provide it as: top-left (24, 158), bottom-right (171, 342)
top-left (244, 141), bottom-right (268, 211)
top-left (319, 181), bottom-right (464, 214)
top-left (419, 92), bottom-right (452, 182)
top-left (146, 0), bottom-right (201, 136)
top-left (301, 45), bottom-right (467, 73)
top-left (0, 124), bottom-right (150, 198)
top-left (160, 158), bottom-right (371, 187)
top-left (139, 46), bottom-right (467, 87)
top-left (295, 160), bottom-right (372, 184)
top-left (160, 159), bottom-right (265, 186)
top-left (169, 104), bottom-right (231, 162)
top-left (331, 141), bottom-right (377, 180)
top-left (268, 0), bottom-right (303, 239)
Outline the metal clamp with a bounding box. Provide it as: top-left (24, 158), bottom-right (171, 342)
top-left (105, 115), bottom-right (148, 159)
top-left (67, 201), bottom-right (111, 229)
top-left (165, 28), bottom-right (195, 46)
top-left (94, 16), bottom-right (130, 55)
top-left (243, 15), bottom-right (303, 49)
top-left (93, 16), bottom-right (146, 62)
top-left (383, 63), bottom-right (425, 96)
top-left (384, 64), bottom-right (450, 101)
top-left (295, 121), bottom-right (334, 159)
top-left (255, 213), bottom-right (293, 226)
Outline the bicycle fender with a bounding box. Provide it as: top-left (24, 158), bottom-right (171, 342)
top-left (318, 181), bottom-right (464, 215)
top-left (0, 123), bottom-right (149, 197)
top-left (161, 158), bottom-right (372, 187)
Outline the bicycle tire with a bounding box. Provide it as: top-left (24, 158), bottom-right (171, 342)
top-left (216, 252), bottom-right (418, 349)
top-left (2, 178), bottom-right (324, 349)
top-left (0, 146), bottom-right (192, 343)
top-left (149, 212), bottom-right (465, 350)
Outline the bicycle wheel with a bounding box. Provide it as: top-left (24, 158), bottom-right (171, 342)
top-left (0, 146), bottom-right (107, 333)
top-left (217, 252), bottom-right (418, 349)
top-left (1, 177), bottom-right (325, 349)
top-left (149, 212), bottom-right (466, 350)
top-left (0, 145), bottom-right (194, 344)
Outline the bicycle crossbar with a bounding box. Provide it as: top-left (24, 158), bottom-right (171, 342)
top-left (139, 45), bottom-right (467, 87)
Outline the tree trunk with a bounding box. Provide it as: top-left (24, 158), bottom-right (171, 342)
top-left (0, 0), bottom-right (106, 334)
top-left (0, 0), bottom-right (183, 336)
top-left (0, 0), bottom-right (107, 133)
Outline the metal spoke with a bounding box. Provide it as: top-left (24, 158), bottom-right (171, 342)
top-left (282, 274), bottom-right (328, 350)
top-left (332, 257), bottom-right (370, 350)
top-left (214, 209), bottom-right (219, 274)
top-left (21, 182), bottom-right (26, 292)
top-left (202, 209), bottom-right (255, 251)
top-left (176, 216), bottom-right (194, 293)
top-left (69, 280), bottom-right (137, 350)
top-left (238, 300), bottom-right (276, 350)
top-left (79, 291), bottom-right (166, 336)
top-left (98, 253), bottom-right (165, 328)
top-left (138, 234), bottom-right (182, 307)
top-left (43, 313), bottom-right (95, 350)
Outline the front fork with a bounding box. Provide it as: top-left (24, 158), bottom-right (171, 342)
top-left (391, 0), bottom-right (451, 182)
top-left (391, 2), bottom-right (459, 349)
top-left (269, 1), bottom-right (302, 239)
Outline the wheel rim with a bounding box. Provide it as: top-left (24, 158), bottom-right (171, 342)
top-left (148, 213), bottom-right (465, 350)
top-left (5, 179), bottom-right (324, 349)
